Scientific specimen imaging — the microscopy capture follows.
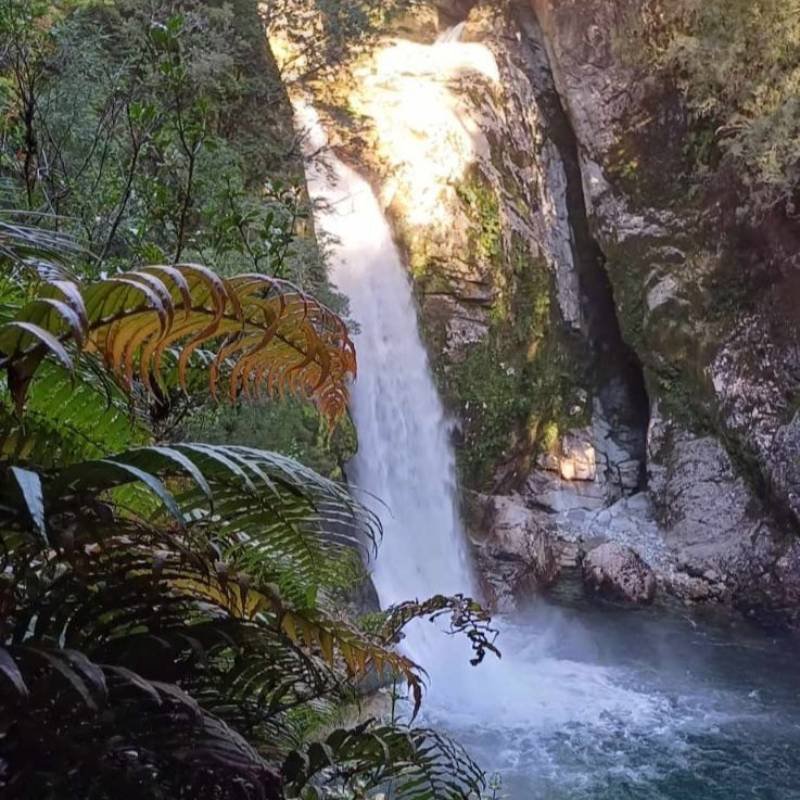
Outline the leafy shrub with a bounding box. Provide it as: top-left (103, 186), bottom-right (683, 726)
top-left (629, 0), bottom-right (800, 211)
top-left (0, 238), bottom-right (497, 799)
top-left (0, 3), bottom-right (501, 794)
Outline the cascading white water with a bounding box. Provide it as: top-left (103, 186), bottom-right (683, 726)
top-left (435, 20), bottom-right (466, 43)
top-left (296, 102), bottom-right (474, 672)
top-left (296, 99), bottom-right (653, 714)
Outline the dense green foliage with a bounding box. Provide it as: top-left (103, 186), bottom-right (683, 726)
top-left (0, 0), bottom-right (327, 277)
top-left (0, 0), bottom-right (351, 465)
top-left (0, 1), bottom-right (497, 797)
top-left (630, 0), bottom-right (800, 210)
top-left (187, 397), bottom-right (358, 480)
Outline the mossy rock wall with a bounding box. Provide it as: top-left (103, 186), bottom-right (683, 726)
top-left (294, 0), bottom-right (800, 622)
top-left (425, 169), bottom-right (589, 490)
top-left (306, 4), bottom-right (596, 493)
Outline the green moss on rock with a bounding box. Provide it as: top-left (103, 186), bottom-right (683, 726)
top-left (455, 175), bottom-right (502, 268)
top-left (388, 164), bottom-right (595, 491)
top-left (445, 240), bottom-right (590, 490)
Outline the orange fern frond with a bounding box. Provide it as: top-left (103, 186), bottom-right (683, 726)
top-left (0, 265), bottom-right (356, 424)
top-left (183, 574), bottom-right (425, 716)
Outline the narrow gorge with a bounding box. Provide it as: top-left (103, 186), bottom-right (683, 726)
top-left (290, 0), bottom-right (800, 625)
top-left (289, 1), bottom-right (800, 796)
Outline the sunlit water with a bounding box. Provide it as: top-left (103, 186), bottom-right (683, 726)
top-left (297, 101), bottom-right (474, 673)
top-left (297, 102), bottom-right (800, 799)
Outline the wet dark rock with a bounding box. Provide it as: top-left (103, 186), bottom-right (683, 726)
top-left (527, 0), bottom-right (800, 625)
top-left (582, 542), bottom-right (656, 604)
top-left (471, 494), bottom-right (560, 611)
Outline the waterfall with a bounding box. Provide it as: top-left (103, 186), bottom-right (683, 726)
top-left (293, 33), bottom-right (652, 725)
top-left (295, 101), bottom-right (636, 720)
top-left (296, 102), bottom-right (475, 671)
top-left (292, 89), bottom-right (798, 800)
top-left (435, 21), bottom-right (466, 43)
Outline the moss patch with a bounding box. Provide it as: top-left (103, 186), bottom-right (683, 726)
top-left (397, 168), bottom-right (594, 491)
top-left (455, 175), bottom-right (502, 268)
top-left (443, 239), bottom-right (590, 490)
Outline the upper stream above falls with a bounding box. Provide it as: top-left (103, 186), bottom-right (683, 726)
top-left (294, 18), bottom-right (800, 800)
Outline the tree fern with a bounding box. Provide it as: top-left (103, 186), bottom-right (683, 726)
top-left (0, 264), bottom-right (356, 422)
top-left (0, 450), bottom-right (488, 797)
top-left (0, 248), bottom-right (494, 799)
top-left (0, 361), bottom-right (147, 465)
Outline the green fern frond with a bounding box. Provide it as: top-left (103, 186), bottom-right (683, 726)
top-left (0, 361), bottom-right (147, 467)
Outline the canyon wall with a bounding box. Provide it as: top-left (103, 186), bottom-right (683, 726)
top-left (304, 0), bottom-right (800, 625)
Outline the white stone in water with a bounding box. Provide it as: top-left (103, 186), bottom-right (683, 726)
top-left (582, 542), bottom-right (656, 604)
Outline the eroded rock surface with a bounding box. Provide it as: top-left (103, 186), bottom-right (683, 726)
top-left (501, 0), bottom-right (799, 624)
top-left (300, 0), bottom-right (800, 626)
top-left (471, 493), bottom-right (561, 611)
top-left (582, 542), bottom-right (656, 604)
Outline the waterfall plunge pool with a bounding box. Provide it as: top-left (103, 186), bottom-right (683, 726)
top-left (421, 598), bottom-right (800, 800)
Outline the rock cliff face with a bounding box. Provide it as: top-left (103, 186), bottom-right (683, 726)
top-left (307, 0), bottom-right (800, 626)
top-left (528, 0), bottom-right (800, 623)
